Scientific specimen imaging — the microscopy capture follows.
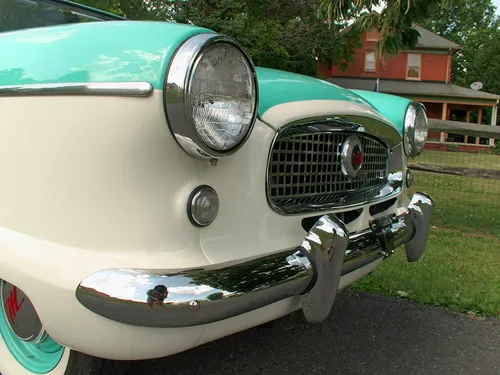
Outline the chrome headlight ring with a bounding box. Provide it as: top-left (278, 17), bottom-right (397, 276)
top-left (163, 33), bottom-right (259, 160)
top-left (404, 102), bottom-right (428, 157)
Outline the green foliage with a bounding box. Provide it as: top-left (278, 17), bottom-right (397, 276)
top-left (70, 0), bottom-right (470, 76)
top-left (73, 0), bottom-right (363, 76)
top-left (452, 25), bottom-right (500, 96)
top-left (493, 141), bottom-right (500, 156)
top-left (447, 143), bottom-right (459, 151)
top-left (419, 0), bottom-right (498, 44)
top-left (73, 0), bottom-right (144, 18)
top-left (420, 0), bottom-right (500, 95)
top-left (163, 0), bottom-right (363, 76)
top-left (420, 0), bottom-right (500, 126)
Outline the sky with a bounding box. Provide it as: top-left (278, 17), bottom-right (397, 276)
top-left (494, 0), bottom-right (500, 14)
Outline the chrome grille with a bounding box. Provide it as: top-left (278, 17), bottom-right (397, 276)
top-left (267, 128), bottom-right (389, 214)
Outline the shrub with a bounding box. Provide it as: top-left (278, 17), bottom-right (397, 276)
top-left (492, 140), bottom-right (500, 155)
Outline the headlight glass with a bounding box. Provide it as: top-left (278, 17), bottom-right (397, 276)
top-left (188, 43), bottom-right (256, 152)
top-left (188, 186), bottom-right (219, 227)
top-left (404, 103), bottom-right (428, 157)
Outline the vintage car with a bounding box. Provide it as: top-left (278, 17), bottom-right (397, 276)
top-left (0, 0), bottom-right (433, 374)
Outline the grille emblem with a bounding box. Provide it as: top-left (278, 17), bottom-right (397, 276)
top-left (341, 136), bottom-right (363, 177)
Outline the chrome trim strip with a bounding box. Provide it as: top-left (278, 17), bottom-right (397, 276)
top-left (75, 193), bottom-right (433, 328)
top-left (0, 82), bottom-right (154, 97)
top-left (163, 33), bottom-right (259, 160)
top-left (267, 172), bottom-right (403, 216)
top-left (283, 115), bottom-right (403, 149)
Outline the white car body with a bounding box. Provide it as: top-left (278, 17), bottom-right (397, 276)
top-left (0, 2), bottom-right (433, 374)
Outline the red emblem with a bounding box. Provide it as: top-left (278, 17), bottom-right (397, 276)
top-left (341, 136), bottom-right (364, 177)
top-left (352, 146), bottom-right (363, 168)
top-left (5, 286), bottom-right (25, 324)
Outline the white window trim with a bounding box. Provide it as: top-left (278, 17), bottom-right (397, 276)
top-left (364, 51), bottom-right (376, 72)
top-left (406, 53), bottom-right (422, 80)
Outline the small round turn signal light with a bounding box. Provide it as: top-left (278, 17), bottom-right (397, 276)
top-left (187, 185), bottom-right (219, 227)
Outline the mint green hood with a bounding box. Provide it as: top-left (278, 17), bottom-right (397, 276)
top-left (255, 67), bottom-right (372, 115)
top-left (0, 21), bottom-right (212, 88)
top-left (349, 90), bottom-right (411, 134)
top-left (255, 68), bottom-right (407, 134)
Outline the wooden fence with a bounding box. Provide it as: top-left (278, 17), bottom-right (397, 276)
top-left (428, 119), bottom-right (500, 139)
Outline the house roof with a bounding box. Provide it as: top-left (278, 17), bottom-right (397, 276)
top-left (327, 78), bottom-right (500, 102)
top-left (343, 22), bottom-right (461, 51)
top-left (413, 26), bottom-right (461, 50)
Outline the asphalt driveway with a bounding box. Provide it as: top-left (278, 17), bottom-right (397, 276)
top-left (126, 291), bottom-right (500, 375)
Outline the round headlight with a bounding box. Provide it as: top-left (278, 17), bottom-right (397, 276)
top-left (404, 102), bottom-right (428, 157)
top-left (165, 34), bottom-right (258, 159)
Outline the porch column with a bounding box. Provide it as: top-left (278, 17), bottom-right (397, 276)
top-left (476, 109), bottom-right (483, 145)
top-left (439, 103), bottom-right (448, 143)
top-left (491, 105), bottom-right (498, 146)
top-left (465, 110), bottom-right (470, 143)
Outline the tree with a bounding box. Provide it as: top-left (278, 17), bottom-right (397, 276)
top-left (74, 0), bottom-right (363, 76)
top-left (419, 0), bottom-right (500, 91)
top-left (419, 0), bottom-right (499, 126)
top-left (317, 0), bottom-right (455, 58)
top-left (419, 0), bottom-right (498, 44)
top-left (73, 0), bottom-right (158, 18)
top-left (159, 0), bottom-right (363, 76)
top-left (73, 0), bottom-right (458, 75)
top-left (455, 26), bottom-right (500, 94)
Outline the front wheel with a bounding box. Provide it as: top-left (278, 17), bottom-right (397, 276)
top-left (0, 279), bottom-right (129, 375)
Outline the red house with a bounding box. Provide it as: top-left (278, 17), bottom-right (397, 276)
top-left (320, 26), bottom-right (500, 152)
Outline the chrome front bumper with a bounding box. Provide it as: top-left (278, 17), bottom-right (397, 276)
top-left (76, 192), bottom-right (433, 328)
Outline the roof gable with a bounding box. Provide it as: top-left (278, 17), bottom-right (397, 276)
top-left (413, 25), bottom-right (461, 50)
top-left (344, 20), bottom-right (462, 51)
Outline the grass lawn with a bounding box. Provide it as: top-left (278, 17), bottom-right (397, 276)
top-left (350, 150), bottom-right (500, 317)
top-left (411, 171), bottom-right (500, 237)
top-left (417, 149), bottom-right (500, 170)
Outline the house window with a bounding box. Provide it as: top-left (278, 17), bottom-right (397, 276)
top-left (407, 54), bottom-right (421, 79)
top-left (365, 51), bottom-right (376, 72)
top-left (366, 29), bottom-right (379, 41)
